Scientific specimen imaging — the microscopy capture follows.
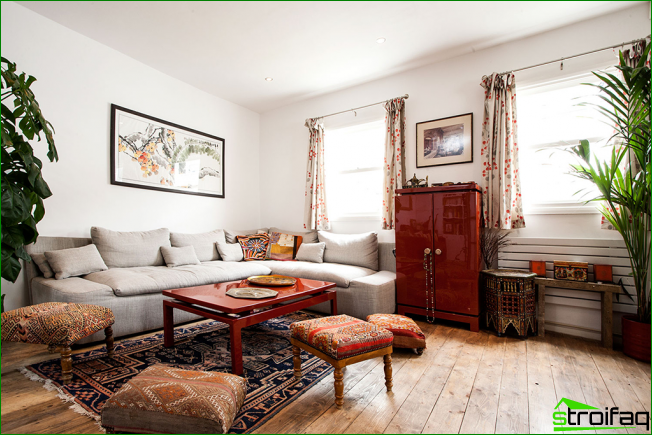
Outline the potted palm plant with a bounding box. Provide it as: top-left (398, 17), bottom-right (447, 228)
top-left (569, 42), bottom-right (650, 361)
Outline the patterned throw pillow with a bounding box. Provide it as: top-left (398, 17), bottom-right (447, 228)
top-left (266, 232), bottom-right (303, 261)
top-left (237, 233), bottom-right (270, 261)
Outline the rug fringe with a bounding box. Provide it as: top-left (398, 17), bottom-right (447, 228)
top-left (17, 366), bottom-right (106, 433)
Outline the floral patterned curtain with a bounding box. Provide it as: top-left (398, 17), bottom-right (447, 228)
top-left (480, 72), bottom-right (525, 229)
top-left (381, 98), bottom-right (406, 230)
top-left (303, 118), bottom-right (330, 230)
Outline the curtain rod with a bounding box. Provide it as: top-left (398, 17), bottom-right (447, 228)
top-left (310, 94), bottom-right (409, 121)
top-left (500, 36), bottom-right (650, 76)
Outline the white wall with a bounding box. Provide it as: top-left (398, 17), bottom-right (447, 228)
top-left (1, 2), bottom-right (261, 310)
top-left (259, 3), bottom-right (650, 242)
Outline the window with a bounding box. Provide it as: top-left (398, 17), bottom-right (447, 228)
top-left (518, 70), bottom-right (617, 214)
top-left (324, 120), bottom-right (385, 220)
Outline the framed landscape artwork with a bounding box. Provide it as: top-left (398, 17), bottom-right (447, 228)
top-left (110, 104), bottom-right (225, 198)
top-left (416, 113), bottom-right (473, 168)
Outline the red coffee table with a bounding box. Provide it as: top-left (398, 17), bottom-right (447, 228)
top-left (162, 277), bottom-right (337, 375)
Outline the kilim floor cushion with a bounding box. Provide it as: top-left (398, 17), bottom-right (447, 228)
top-left (23, 312), bottom-right (331, 434)
top-left (366, 313), bottom-right (426, 354)
top-left (101, 365), bottom-right (247, 434)
top-left (290, 314), bottom-right (393, 359)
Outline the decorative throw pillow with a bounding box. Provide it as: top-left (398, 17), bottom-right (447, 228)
top-left (215, 240), bottom-right (244, 262)
top-left (318, 231), bottom-right (379, 270)
top-left (44, 244), bottom-right (109, 280)
top-left (31, 253), bottom-right (54, 279)
top-left (237, 233), bottom-right (270, 261)
top-left (160, 246), bottom-right (201, 267)
top-left (224, 228), bottom-right (269, 244)
top-left (295, 242), bottom-right (326, 263)
top-left (268, 227), bottom-right (318, 244)
top-left (266, 232), bottom-right (303, 261)
top-left (170, 229), bottom-right (224, 262)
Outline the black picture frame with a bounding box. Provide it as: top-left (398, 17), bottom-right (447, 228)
top-left (416, 112), bottom-right (473, 168)
top-left (110, 104), bottom-right (225, 198)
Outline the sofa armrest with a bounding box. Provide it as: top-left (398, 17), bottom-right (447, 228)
top-left (31, 277), bottom-right (115, 305)
top-left (347, 271), bottom-right (396, 315)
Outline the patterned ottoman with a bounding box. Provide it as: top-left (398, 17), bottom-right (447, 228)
top-left (101, 365), bottom-right (247, 434)
top-left (366, 314), bottom-right (427, 355)
top-left (290, 314), bottom-right (393, 408)
top-left (1, 302), bottom-right (114, 384)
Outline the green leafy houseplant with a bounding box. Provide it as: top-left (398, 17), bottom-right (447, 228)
top-left (1, 57), bottom-right (58, 311)
top-left (569, 43), bottom-right (650, 326)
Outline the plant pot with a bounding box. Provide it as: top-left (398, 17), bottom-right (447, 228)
top-left (621, 315), bottom-right (651, 362)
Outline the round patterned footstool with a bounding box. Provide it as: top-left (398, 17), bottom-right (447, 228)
top-left (101, 365), bottom-right (247, 434)
top-left (366, 314), bottom-right (426, 355)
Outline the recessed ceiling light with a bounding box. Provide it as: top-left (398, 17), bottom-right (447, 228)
top-left (376, 37), bottom-right (386, 44)
top-left (265, 77), bottom-right (273, 81)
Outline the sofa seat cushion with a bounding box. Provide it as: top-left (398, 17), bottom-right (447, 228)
top-left (249, 260), bottom-right (375, 288)
top-left (85, 262), bottom-right (271, 297)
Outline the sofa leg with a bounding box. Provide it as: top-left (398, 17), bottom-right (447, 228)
top-left (334, 367), bottom-right (344, 408)
top-left (292, 345), bottom-right (302, 379)
top-left (383, 354), bottom-right (393, 392)
top-left (105, 326), bottom-right (115, 357)
top-left (60, 346), bottom-right (73, 385)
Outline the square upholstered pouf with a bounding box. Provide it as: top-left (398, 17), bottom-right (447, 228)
top-left (101, 365), bottom-right (247, 434)
top-left (366, 314), bottom-right (426, 353)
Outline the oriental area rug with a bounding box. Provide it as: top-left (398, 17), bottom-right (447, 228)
top-left (22, 311), bottom-right (332, 434)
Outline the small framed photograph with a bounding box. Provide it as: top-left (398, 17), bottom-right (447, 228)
top-left (416, 113), bottom-right (473, 168)
top-left (111, 104), bottom-right (225, 198)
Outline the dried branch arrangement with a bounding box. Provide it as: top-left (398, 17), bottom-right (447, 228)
top-left (480, 228), bottom-right (513, 269)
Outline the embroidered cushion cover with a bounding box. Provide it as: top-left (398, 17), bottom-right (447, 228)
top-left (290, 314), bottom-right (393, 360)
top-left (266, 232), bottom-right (303, 261)
top-left (1, 302), bottom-right (115, 346)
top-left (366, 314), bottom-right (426, 349)
top-left (237, 233), bottom-right (270, 261)
top-left (101, 365), bottom-right (247, 434)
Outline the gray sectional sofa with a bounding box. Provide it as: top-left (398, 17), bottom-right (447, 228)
top-left (24, 228), bottom-right (396, 344)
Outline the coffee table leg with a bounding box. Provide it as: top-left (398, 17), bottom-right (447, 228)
top-left (163, 302), bottom-right (174, 348)
top-left (230, 324), bottom-right (244, 375)
top-left (330, 292), bottom-right (338, 316)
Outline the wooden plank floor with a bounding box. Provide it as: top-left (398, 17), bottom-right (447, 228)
top-left (1, 319), bottom-right (650, 434)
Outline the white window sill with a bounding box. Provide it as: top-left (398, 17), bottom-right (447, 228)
top-left (329, 215), bottom-right (382, 222)
top-left (524, 203), bottom-right (601, 215)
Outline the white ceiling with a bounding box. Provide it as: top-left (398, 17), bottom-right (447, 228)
top-left (17, 1), bottom-right (643, 113)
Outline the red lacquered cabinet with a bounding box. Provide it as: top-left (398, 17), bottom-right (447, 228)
top-left (395, 183), bottom-right (482, 331)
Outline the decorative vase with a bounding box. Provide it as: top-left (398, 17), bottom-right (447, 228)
top-left (621, 315), bottom-right (651, 362)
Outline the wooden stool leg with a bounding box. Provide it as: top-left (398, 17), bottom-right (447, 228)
top-left (333, 367), bottom-right (344, 408)
top-left (383, 354), bottom-right (393, 392)
top-left (60, 346), bottom-right (73, 385)
top-left (292, 345), bottom-right (302, 379)
top-left (47, 344), bottom-right (57, 354)
top-left (105, 326), bottom-right (115, 357)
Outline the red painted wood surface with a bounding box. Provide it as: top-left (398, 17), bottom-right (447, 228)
top-left (395, 185), bottom-right (481, 329)
top-left (162, 278), bottom-right (336, 314)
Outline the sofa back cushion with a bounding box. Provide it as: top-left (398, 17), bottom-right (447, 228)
top-left (91, 227), bottom-right (170, 268)
top-left (268, 227), bottom-right (318, 244)
top-left (318, 231), bottom-right (378, 271)
top-left (170, 229), bottom-right (224, 262)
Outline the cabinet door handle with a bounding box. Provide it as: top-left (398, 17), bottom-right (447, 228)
top-left (424, 248), bottom-right (431, 255)
top-left (435, 249), bottom-right (442, 255)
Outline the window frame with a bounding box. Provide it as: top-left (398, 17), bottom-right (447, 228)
top-left (324, 119), bottom-right (385, 222)
top-left (516, 68), bottom-right (618, 215)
